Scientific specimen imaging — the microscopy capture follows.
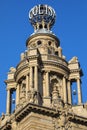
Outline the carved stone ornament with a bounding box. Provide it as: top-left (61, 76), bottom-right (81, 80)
top-left (53, 110), bottom-right (72, 130)
top-left (28, 89), bottom-right (38, 104)
top-left (50, 75), bottom-right (63, 109)
top-left (51, 83), bottom-right (63, 111)
top-left (50, 75), bottom-right (62, 95)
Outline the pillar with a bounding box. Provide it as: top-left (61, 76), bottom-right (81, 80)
top-left (67, 80), bottom-right (72, 104)
top-left (58, 47), bottom-right (62, 57)
top-left (6, 89), bottom-right (11, 115)
top-left (46, 71), bottom-right (50, 97)
top-left (30, 67), bottom-right (33, 89)
top-left (43, 73), bottom-right (46, 98)
top-left (26, 74), bottom-right (29, 100)
top-left (34, 66), bottom-right (38, 91)
top-left (16, 84), bottom-right (20, 107)
top-left (77, 78), bottom-right (82, 104)
top-left (63, 76), bottom-right (67, 104)
top-left (43, 71), bottom-right (50, 106)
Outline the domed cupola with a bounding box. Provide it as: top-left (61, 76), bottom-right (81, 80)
top-left (5, 5), bottom-right (82, 117)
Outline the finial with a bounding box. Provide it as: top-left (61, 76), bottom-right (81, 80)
top-left (29, 5), bottom-right (56, 33)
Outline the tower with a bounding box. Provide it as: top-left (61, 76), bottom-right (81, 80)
top-left (0, 4), bottom-right (87, 130)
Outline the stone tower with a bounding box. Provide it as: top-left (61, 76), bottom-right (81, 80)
top-left (0, 4), bottom-right (87, 130)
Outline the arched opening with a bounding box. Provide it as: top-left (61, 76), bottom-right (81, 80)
top-left (71, 82), bottom-right (78, 105)
top-left (48, 41), bottom-right (52, 46)
top-left (39, 24), bottom-right (43, 29)
top-left (11, 89), bottom-right (16, 113)
top-left (44, 24), bottom-right (47, 29)
top-left (37, 40), bottom-right (42, 45)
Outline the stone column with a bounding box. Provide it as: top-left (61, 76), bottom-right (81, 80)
top-left (34, 66), bottom-right (38, 91)
top-left (77, 78), bottom-right (82, 104)
top-left (63, 76), bottom-right (67, 104)
top-left (43, 71), bottom-right (50, 106)
top-left (46, 71), bottom-right (50, 97)
top-left (43, 71), bottom-right (51, 107)
top-left (30, 67), bottom-right (33, 89)
top-left (58, 47), bottom-right (62, 57)
top-left (43, 73), bottom-right (46, 98)
top-left (16, 84), bottom-right (20, 107)
top-left (67, 80), bottom-right (72, 104)
top-left (6, 89), bottom-right (11, 115)
top-left (26, 74), bottom-right (29, 100)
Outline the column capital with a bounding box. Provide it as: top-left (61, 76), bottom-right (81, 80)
top-left (6, 88), bottom-right (11, 91)
top-left (77, 77), bottom-right (80, 80)
top-left (45, 70), bottom-right (51, 73)
top-left (67, 79), bottom-right (71, 82)
top-left (63, 75), bottom-right (68, 79)
top-left (26, 73), bottom-right (29, 76)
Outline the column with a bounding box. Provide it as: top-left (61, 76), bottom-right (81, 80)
top-left (30, 67), bottom-right (33, 89)
top-left (77, 78), bottom-right (82, 104)
top-left (67, 80), bottom-right (72, 104)
top-left (43, 73), bottom-right (46, 97)
top-left (26, 74), bottom-right (29, 100)
top-left (6, 89), bottom-right (11, 115)
top-left (43, 71), bottom-right (50, 107)
top-left (34, 66), bottom-right (38, 91)
top-left (46, 71), bottom-right (50, 97)
top-left (16, 84), bottom-right (20, 107)
top-left (58, 47), bottom-right (62, 57)
top-left (63, 76), bottom-right (67, 104)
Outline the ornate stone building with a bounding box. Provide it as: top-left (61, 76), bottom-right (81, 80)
top-left (0, 4), bottom-right (87, 130)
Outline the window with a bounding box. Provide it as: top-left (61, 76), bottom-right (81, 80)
top-left (44, 24), bottom-right (47, 29)
top-left (37, 40), bottom-right (42, 45)
top-left (39, 24), bottom-right (43, 29)
top-left (48, 41), bottom-right (51, 46)
top-left (55, 51), bottom-right (58, 56)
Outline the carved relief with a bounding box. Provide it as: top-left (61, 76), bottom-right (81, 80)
top-left (20, 78), bottom-right (26, 103)
top-left (50, 75), bottom-right (63, 110)
top-left (53, 110), bottom-right (72, 130)
top-left (28, 89), bottom-right (38, 104)
top-left (51, 83), bottom-right (63, 110)
top-left (50, 75), bottom-right (63, 98)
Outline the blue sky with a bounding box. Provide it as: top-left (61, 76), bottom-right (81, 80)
top-left (0, 0), bottom-right (87, 115)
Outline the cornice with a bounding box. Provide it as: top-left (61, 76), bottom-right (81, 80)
top-left (4, 79), bottom-right (16, 84)
top-left (43, 61), bottom-right (69, 73)
top-left (15, 64), bottom-right (28, 78)
top-left (15, 103), bottom-right (59, 122)
top-left (1, 104), bottom-right (87, 129)
top-left (0, 121), bottom-right (11, 130)
top-left (69, 113), bottom-right (87, 126)
top-left (70, 69), bottom-right (83, 76)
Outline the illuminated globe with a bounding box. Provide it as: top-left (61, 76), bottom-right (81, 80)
top-left (29, 5), bottom-right (56, 31)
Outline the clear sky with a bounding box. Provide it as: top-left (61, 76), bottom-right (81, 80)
top-left (0, 0), bottom-right (87, 115)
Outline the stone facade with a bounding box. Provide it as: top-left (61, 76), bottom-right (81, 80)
top-left (0, 4), bottom-right (87, 130)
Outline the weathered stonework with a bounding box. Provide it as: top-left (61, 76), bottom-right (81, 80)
top-left (0, 4), bottom-right (87, 130)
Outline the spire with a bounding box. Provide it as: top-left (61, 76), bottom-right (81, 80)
top-left (29, 5), bottom-right (56, 33)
